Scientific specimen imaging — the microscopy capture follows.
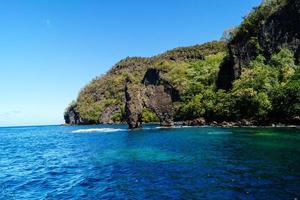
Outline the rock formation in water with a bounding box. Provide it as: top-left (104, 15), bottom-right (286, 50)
top-left (125, 69), bottom-right (179, 129)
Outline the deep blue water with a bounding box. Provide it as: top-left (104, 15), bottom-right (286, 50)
top-left (1, 125), bottom-right (300, 199)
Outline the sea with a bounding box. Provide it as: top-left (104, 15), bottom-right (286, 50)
top-left (0, 125), bottom-right (300, 199)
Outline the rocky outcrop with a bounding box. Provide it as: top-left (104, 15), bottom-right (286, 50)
top-left (125, 82), bottom-right (144, 129)
top-left (143, 85), bottom-right (174, 127)
top-left (99, 105), bottom-right (121, 124)
top-left (182, 118), bottom-right (206, 126)
top-left (125, 69), bottom-right (179, 129)
top-left (218, 0), bottom-right (300, 89)
top-left (64, 103), bottom-right (81, 125)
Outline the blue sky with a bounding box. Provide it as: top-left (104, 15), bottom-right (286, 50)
top-left (0, 0), bottom-right (261, 126)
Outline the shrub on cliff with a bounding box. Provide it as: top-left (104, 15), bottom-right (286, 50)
top-left (270, 48), bottom-right (298, 83)
top-left (271, 70), bottom-right (300, 121)
top-left (142, 109), bottom-right (159, 123)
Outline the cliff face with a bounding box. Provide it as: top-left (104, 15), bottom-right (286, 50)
top-left (64, 103), bottom-right (81, 125)
top-left (125, 69), bottom-right (179, 128)
top-left (218, 0), bottom-right (300, 89)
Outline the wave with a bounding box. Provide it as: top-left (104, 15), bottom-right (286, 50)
top-left (207, 131), bottom-right (233, 135)
top-left (71, 128), bottom-right (126, 133)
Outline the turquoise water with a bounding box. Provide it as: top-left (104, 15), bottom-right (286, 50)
top-left (1, 125), bottom-right (300, 199)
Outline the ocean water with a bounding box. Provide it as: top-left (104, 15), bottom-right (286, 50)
top-left (0, 125), bottom-right (300, 199)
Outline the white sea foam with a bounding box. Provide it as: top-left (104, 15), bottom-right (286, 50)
top-left (71, 128), bottom-right (126, 133)
top-left (207, 131), bottom-right (233, 135)
top-left (144, 126), bottom-right (194, 130)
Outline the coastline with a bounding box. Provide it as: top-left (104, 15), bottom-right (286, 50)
top-left (63, 121), bottom-right (300, 129)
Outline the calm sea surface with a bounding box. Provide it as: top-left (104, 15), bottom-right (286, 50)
top-left (0, 125), bottom-right (300, 199)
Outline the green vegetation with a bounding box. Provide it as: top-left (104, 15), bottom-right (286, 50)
top-left (142, 109), bottom-right (159, 123)
top-left (271, 69), bottom-right (300, 121)
top-left (172, 48), bottom-right (299, 124)
top-left (174, 52), bottom-right (226, 120)
top-left (223, 48), bottom-right (299, 123)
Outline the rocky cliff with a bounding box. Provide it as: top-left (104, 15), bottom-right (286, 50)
top-left (125, 69), bottom-right (179, 128)
top-left (218, 0), bottom-right (300, 89)
top-left (64, 102), bottom-right (81, 125)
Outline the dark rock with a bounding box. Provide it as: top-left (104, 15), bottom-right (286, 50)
top-left (125, 69), bottom-right (179, 129)
top-left (142, 68), bottom-right (180, 102)
top-left (144, 85), bottom-right (174, 127)
top-left (125, 80), bottom-right (144, 129)
top-left (64, 102), bottom-right (99, 125)
top-left (216, 56), bottom-right (235, 90)
top-left (190, 118), bottom-right (206, 126)
top-left (221, 121), bottom-right (230, 127)
top-left (221, 121), bottom-right (238, 127)
top-left (210, 121), bottom-right (218, 126)
top-left (142, 68), bottom-right (160, 85)
top-left (100, 105), bottom-right (121, 124)
top-left (64, 103), bottom-right (81, 125)
top-left (291, 116), bottom-right (300, 125)
top-left (240, 119), bottom-right (253, 126)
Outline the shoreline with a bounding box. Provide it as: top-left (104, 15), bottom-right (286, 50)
top-left (63, 122), bottom-right (300, 129)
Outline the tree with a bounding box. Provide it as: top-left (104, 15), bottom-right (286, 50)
top-left (271, 77), bottom-right (300, 121)
top-left (229, 55), bottom-right (276, 121)
top-left (213, 90), bottom-right (234, 120)
top-left (270, 48), bottom-right (297, 83)
top-left (233, 55), bottom-right (278, 93)
top-left (179, 94), bottom-right (205, 120)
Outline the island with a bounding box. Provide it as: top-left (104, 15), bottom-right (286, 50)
top-left (64, 0), bottom-right (300, 129)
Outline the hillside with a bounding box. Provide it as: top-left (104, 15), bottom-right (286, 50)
top-left (64, 41), bottom-right (227, 125)
top-left (65, 0), bottom-right (300, 128)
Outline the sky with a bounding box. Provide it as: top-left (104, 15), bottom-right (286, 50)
top-left (0, 0), bottom-right (261, 127)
